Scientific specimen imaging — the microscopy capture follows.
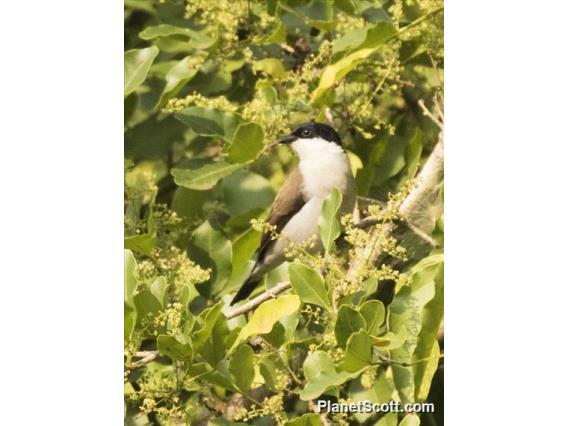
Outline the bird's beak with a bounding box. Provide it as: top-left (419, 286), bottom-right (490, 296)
top-left (259, 134), bottom-right (296, 156)
top-left (277, 134), bottom-right (297, 145)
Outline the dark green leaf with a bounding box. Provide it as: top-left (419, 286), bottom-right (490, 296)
top-left (224, 227), bottom-right (261, 293)
top-left (187, 221), bottom-right (232, 295)
top-left (222, 170), bottom-right (274, 216)
top-left (229, 345), bottom-right (255, 392)
top-left (175, 107), bottom-right (240, 141)
top-left (194, 301), bottom-right (224, 348)
top-left (335, 305), bottom-right (366, 348)
top-left (172, 159), bottom-right (243, 190)
top-left (157, 334), bottom-right (192, 361)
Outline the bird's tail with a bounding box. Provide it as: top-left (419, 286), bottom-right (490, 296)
top-left (230, 275), bottom-right (261, 306)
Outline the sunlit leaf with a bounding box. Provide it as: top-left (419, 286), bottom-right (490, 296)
top-left (285, 413), bottom-right (324, 426)
top-left (139, 24), bottom-right (217, 49)
top-left (339, 329), bottom-right (372, 372)
top-left (289, 262), bottom-right (332, 310)
top-left (360, 300), bottom-right (385, 335)
top-left (300, 351), bottom-right (362, 400)
top-left (230, 294), bottom-right (301, 351)
top-left (124, 46), bottom-right (159, 97)
top-left (157, 54), bottom-right (205, 106)
top-left (253, 58), bottom-right (287, 80)
top-left (227, 122), bottom-right (265, 164)
top-left (318, 187), bottom-right (342, 254)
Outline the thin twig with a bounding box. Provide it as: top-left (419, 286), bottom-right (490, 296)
top-left (130, 351), bottom-right (159, 369)
top-left (224, 281), bottom-right (292, 319)
top-left (418, 99), bottom-right (443, 130)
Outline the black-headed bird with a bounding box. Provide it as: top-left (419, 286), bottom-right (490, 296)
top-left (230, 122), bottom-right (357, 305)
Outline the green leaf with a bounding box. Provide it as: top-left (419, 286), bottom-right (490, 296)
top-left (224, 227), bottom-right (261, 293)
top-left (289, 262), bottom-right (332, 310)
top-left (124, 250), bottom-right (138, 342)
top-left (208, 418), bottom-right (248, 426)
top-left (194, 302), bottom-right (224, 348)
top-left (124, 234), bottom-right (156, 255)
top-left (227, 122), bottom-right (265, 164)
top-left (175, 107), bottom-right (240, 141)
top-left (150, 276), bottom-right (168, 308)
top-left (332, 26), bottom-right (370, 55)
top-left (400, 128), bottom-right (423, 183)
top-left (134, 290), bottom-right (161, 322)
top-left (359, 300), bottom-right (385, 335)
top-left (124, 46), bottom-right (159, 97)
top-left (253, 58), bottom-right (286, 79)
top-left (339, 329), bottom-right (372, 372)
top-left (389, 254), bottom-right (443, 405)
top-left (300, 351), bottom-right (361, 400)
top-left (312, 48), bottom-right (375, 103)
top-left (187, 221), bottom-right (232, 296)
top-left (124, 250), bottom-right (137, 307)
top-left (222, 170), bottom-right (275, 216)
top-left (312, 21), bottom-right (397, 103)
top-left (229, 345), bottom-right (255, 392)
top-left (259, 21), bottom-right (286, 44)
top-left (285, 413), bottom-right (323, 426)
top-left (318, 187), bottom-right (342, 254)
top-left (139, 24), bottom-right (217, 49)
top-left (376, 412), bottom-right (398, 426)
top-left (172, 159), bottom-right (243, 190)
top-left (413, 260), bottom-right (443, 401)
top-left (358, 21), bottom-right (398, 50)
top-left (157, 334), bottom-right (192, 361)
top-left (371, 328), bottom-right (407, 350)
top-left (157, 54), bottom-right (204, 106)
top-left (400, 413), bottom-right (421, 426)
top-left (198, 315), bottom-right (230, 366)
top-left (335, 305), bottom-right (366, 348)
top-left (230, 294), bottom-right (301, 351)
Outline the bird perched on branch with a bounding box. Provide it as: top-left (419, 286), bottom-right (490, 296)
top-left (230, 122), bottom-right (357, 305)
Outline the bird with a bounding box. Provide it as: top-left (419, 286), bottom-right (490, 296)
top-left (230, 122), bottom-right (357, 305)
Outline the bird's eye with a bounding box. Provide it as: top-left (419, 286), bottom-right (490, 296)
top-left (302, 129), bottom-right (311, 137)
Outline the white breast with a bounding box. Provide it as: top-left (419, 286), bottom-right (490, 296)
top-left (292, 137), bottom-right (354, 200)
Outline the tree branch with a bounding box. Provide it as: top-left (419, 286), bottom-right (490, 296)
top-left (129, 350), bottom-right (159, 369)
top-left (224, 280), bottom-right (292, 319)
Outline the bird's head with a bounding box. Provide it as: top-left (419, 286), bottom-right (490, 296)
top-left (276, 122), bottom-right (344, 161)
top-left (277, 122), bottom-right (342, 146)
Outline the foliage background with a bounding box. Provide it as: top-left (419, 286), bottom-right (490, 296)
top-left (124, 0), bottom-right (443, 425)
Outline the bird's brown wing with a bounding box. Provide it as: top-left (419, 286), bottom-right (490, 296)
top-left (257, 167), bottom-right (306, 263)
